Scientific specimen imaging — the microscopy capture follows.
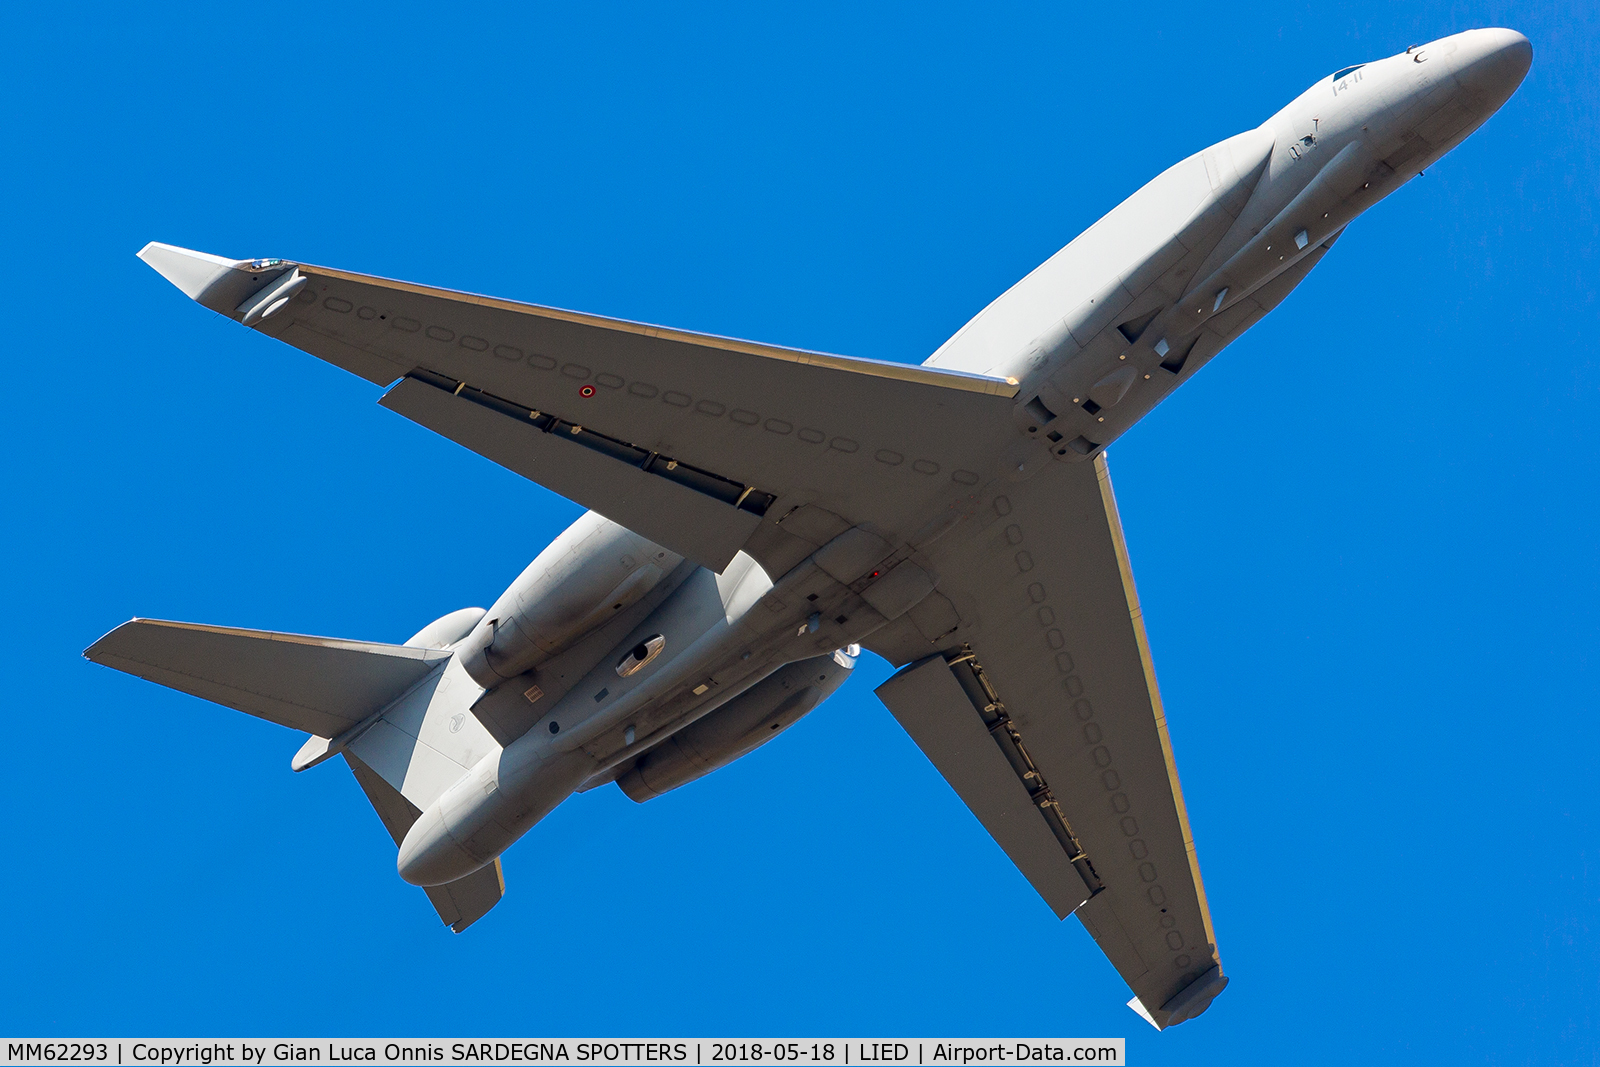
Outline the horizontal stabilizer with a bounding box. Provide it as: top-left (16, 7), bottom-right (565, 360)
top-left (85, 619), bottom-right (451, 738)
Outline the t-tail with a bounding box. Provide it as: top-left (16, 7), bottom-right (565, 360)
top-left (83, 608), bottom-right (506, 931)
top-left (84, 516), bottom-right (858, 932)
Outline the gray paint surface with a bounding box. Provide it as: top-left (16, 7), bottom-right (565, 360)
top-left (88, 28), bottom-right (1531, 1026)
top-left (876, 656), bottom-right (1091, 920)
top-left (85, 619), bottom-right (449, 739)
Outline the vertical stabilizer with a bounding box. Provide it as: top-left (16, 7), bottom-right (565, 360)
top-left (347, 753), bottom-right (505, 932)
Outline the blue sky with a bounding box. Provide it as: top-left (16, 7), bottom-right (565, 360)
top-left (2, 1), bottom-right (1596, 1062)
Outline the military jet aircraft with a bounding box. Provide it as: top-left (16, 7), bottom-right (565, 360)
top-left (88, 28), bottom-right (1530, 1028)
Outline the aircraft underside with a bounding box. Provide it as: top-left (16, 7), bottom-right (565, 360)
top-left (86, 27), bottom-right (1530, 1030)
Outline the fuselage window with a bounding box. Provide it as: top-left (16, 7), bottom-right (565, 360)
top-left (1331, 64), bottom-right (1365, 81)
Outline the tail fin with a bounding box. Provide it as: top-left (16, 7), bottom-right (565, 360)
top-left (84, 618), bottom-right (450, 738)
top-left (347, 752), bottom-right (505, 932)
top-left (86, 618), bottom-right (505, 932)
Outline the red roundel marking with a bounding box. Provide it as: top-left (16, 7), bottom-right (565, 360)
top-left (579, 385), bottom-right (596, 398)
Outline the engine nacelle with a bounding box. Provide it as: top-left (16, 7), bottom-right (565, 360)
top-left (459, 512), bottom-right (682, 690)
top-left (617, 647), bottom-right (857, 802)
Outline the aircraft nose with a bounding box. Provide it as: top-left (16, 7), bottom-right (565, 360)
top-left (1449, 28), bottom-right (1532, 109)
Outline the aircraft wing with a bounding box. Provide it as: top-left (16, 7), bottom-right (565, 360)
top-left (139, 243), bottom-right (1019, 574)
top-left (871, 454), bottom-right (1226, 1029)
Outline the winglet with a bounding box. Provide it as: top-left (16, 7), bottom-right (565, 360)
top-left (137, 242), bottom-right (248, 300)
top-left (137, 241), bottom-right (298, 318)
top-left (1127, 995), bottom-right (1161, 1030)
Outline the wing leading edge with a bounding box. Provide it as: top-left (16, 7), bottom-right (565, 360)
top-left (870, 455), bottom-right (1225, 1028)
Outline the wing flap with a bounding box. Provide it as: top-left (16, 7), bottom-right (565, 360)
top-left (85, 619), bottom-right (449, 738)
top-left (379, 373), bottom-right (761, 571)
top-left (877, 655), bottom-right (1092, 919)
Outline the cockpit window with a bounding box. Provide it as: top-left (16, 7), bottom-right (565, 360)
top-left (1331, 64), bottom-right (1365, 81)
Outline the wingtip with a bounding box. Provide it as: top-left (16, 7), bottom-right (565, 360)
top-left (137, 241), bottom-right (248, 301)
top-left (83, 618), bottom-right (155, 663)
top-left (83, 618), bottom-right (131, 662)
top-left (1153, 966), bottom-right (1229, 1028)
top-left (1127, 995), bottom-right (1162, 1030)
